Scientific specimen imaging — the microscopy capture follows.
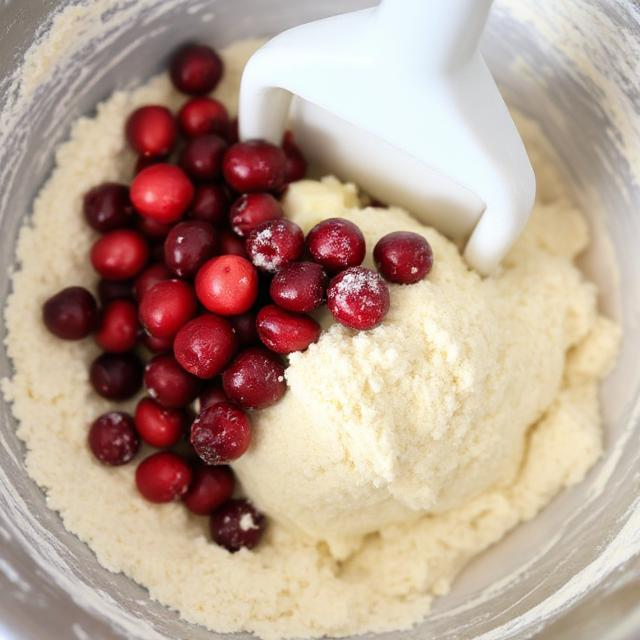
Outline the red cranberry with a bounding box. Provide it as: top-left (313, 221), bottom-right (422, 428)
top-left (178, 97), bottom-right (229, 138)
top-left (125, 106), bottom-right (176, 158)
top-left (90, 352), bottom-right (143, 400)
top-left (198, 381), bottom-right (228, 412)
top-left (179, 134), bottom-right (227, 182)
top-left (136, 215), bottom-right (173, 240)
top-left (134, 155), bottom-right (165, 175)
top-left (42, 287), bottom-right (97, 340)
top-left (229, 312), bottom-right (259, 347)
top-left (98, 279), bottom-right (133, 304)
top-left (229, 193), bottom-right (283, 237)
top-left (283, 133), bottom-right (308, 183)
top-left (90, 229), bottom-right (149, 280)
top-left (134, 263), bottom-right (171, 300)
top-left (246, 219), bottom-right (304, 273)
top-left (144, 354), bottom-right (200, 408)
top-left (210, 499), bottom-right (265, 552)
top-left (218, 229), bottom-right (248, 258)
top-left (270, 261), bottom-right (327, 312)
top-left (190, 402), bottom-right (251, 464)
top-left (256, 303), bottom-right (321, 354)
top-left (164, 221), bottom-right (217, 278)
top-left (95, 299), bottom-right (139, 353)
top-left (189, 184), bottom-right (230, 227)
top-left (227, 118), bottom-right (239, 145)
top-left (173, 314), bottom-right (237, 379)
top-left (141, 332), bottom-right (173, 354)
top-left (170, 44), bottom-right (223, 96)
top-left (222, 140), bottom-right (287, 193)
top-left (135, 452), bottom-right (193, 503)
top-left (83, 183), bottom-right (133, 232)
top-left (195, 255), bottom-right (258, 316)
top-left (183, 464), bottom-right (234, 515)
top-left (88, 412), bottom-right (140, 465)
top-left (222, 347), bottom-right (286, 409)
top-left (134, 397), bottom-right (185, 448)
top-left (139, 280), bottom-right (197, 339)
top-left (373, 231), bottom-right (434, 284)
top-left (130, 164), bottom-right (194, 224)
top-left (306, 218), bottom-right (366, 272)
top-left (327, 266), bottom-right (390, 330)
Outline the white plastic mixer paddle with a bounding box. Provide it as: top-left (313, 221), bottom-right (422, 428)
top-left (239, 0), bottom-right (536, 275)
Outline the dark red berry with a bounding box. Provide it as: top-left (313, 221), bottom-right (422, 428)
top-left (183, 464), bottom-right (234, 515)
top-left (256, 304), bottom-right (320, 354)
top-left (141, 332), bottom-right (173, 354)
top-left (164, 221), bottom-right (217, 278)
top-left (178, 97), bottom-right (229, 138)
top-left (170, 44), bottom-right (223, 96)
top-left (198, 381), bottom-right (228, 412)
top-left (144, 354), bottom-right (200, 408)
top-left (222, 140), bottom-right (287, 193)
top-left (229, 312), bottom-right (259, 347)
top-left (189, 184), bottom-right (230, 227)
top-left (179, 134), bottom-right (227, 182)
top-left (269, 261), bottom-right (327, 312)
top-left (97, 279), bottom-right (133, 304)
top-left (306, 218), bottom-right (366, 272)
top-left (90, 229), bottom-right (149, 280)
top-left (83, 183), bottom-right (134, 232)
top-left (42, 287), bottom-right (98, 340)
top-left (95, 299), bottom-right (139, 353)
top-left (88, 412), bottom-right (140, 465)
top-left (373, 231), bottom-right (433, 284)
top-left (139, 280), bottom-right (197, 338)
top-left (125, 106), bottom-right (176, 158)
top-left (218, 230), bottom-right (248, 258)
top-left (135, 452), bottom-right (192, 503)
top-left (136, 215), bottom-right (173, 240)
top-left (283, 133), bottom-right (308, 183)
top-left (210, 499), bottom-right (265, 552)
top-left (227, 117), bottom-right (239, 145)
top-left (134, 263), bottom-right (171, 300)
top-left (134, 397), bottom-right (185, 448)
top-left (229, 193), bottom-right (283, 237)
top-left (134, 155), bottom-right (165, 175)
top-left (90, 352), bottom-right (143, 400)
top-left (246, 219), bottom-right (304, 273)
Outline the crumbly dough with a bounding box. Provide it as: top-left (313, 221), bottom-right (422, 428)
top-left (1, 39), bottom-right (620, 639)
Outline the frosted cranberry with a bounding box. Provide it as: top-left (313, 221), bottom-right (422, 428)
top-left (179, 134), bottom-right (227, 182)
top-left (227, 118), bottom-right (239, 144)
top-left (199, 382), bottom-right (228, 412)
top-left (189, 184), bottom-right (230, 226)
top-left (173, 314), bottom-right (237, 379)
top-left (83, 183), bottom-right (133, 232)
top-left (327, 266), bottom-right (390, 330)
top-left (139, 280), bottom-right (197, 338)
top-left (373, 231), bottom-right (433, 284)
top-left (229, 312), bottom-right (259, 347)
top-left (270, 261), bottom-right (327, 312)
top-left (210, 499), bottom-right (265, 552)
top-left (135, 452), bottom-right (192, 503)
top-left (90, 352), bottom-right (143, 400)
top-left (190, 402), bottom-right (251, 464)
top-left (43, 287), bottom-right (97, 339)
top-left (306, 218), bottom-right (366, 272)
top-left (98, 279), bottom-right (133, 304)
top-left (218, 230), bottom-right (248, 258)
top-left (134, 155), bottom-right (165, 175)
top-left (141, 332), bottom-right (173, 353)
top-left (134, 263), bottom-right (171, 300)
top-left (134, 397), bottom-right (185, 448)
top-left (88, 412), bottom-right (140, 466)
top-left (178, 97), bottom-right (229, 138)
top-left (170, 44), bottom-right (223, 95)
top-left (183, 464), bottom-right (234, 515)
top-left (90, 229), bottom-right (149, 280)
top-left (164, 221), bottom-right (217, 278)
top-left (130, 164), bottom-right (194, 224)
top-left (95, 300), bottom-right (139, 353)
top-left (136, 215), bottom-right (173, 240)
top-left (195, 256), bottom-right (258, 316)
top-left (222, 140), bottom-right (287, 193)
top-left (222, 347), bottom-right (286, 409)
top-left (256, 305), bottom-right (320, 354)
top-left (283, 133), bottom-right (308, 183)
top-left (144, 354), bottom-right (200, 408)
top-left (246, 219), bottom-right (304, 273)
top-left (229, 193), bottom-right (283, 237)
top-left (125, 106), bottom-right (176, 158)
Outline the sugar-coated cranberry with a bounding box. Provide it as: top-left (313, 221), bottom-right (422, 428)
top-left (130, 164), bottom-right (194, 224)
top-left (189, 184), bottom-right (230, 227)
top-left (134, 397), bottom-right (185, 448)
top-left (83, 183), bottom-right (134, 232)
top-left (90, 352), bottom-right (143, 400)
top-left (144, 354), bottom-right (201, 408)
top-left (246, 219), bottom-right (304, 273)
top-left (198, 382), bottom-right (228, 412)
top-left (136, 215), bottom-right (173, 240)
top-left (164, 221), bottom-right (217, 278)
top-left (170, 44), bottom-right (223, 96)
top-left (88, 412), bottom-right (140, 466)
top-left (229, 193), bottom-right (283, 237)
top-left (222, 347), bottom-right (286, 409)
top-left (210, 499), bottom-right (265, 552)
top-left (179, 134), bottom-right (227, 182)
top-left (218, 229), bottom-right (248, 258)
top-left (42, 286), bottom-right (98, 340)
top-left (256, 304), bottom-right (320, 354)
top-left (95, 299), bottom-right (139, 353)
top-left (178, 97), bottom-right (229, 138)
top-left (139, 280), bottom-right (197, 339)
top-left (229, 312), bottom-right (259, 347)
top-left (182, 464), bottom-right (234, 515)
top-left (140, 332), bottom-right (173, 354)
top-left (173, 314), bottom-right (237, 379)
top-left (125, 106), bottom-right (176, 158)
top-left (282, 133), bottom-right (308, 183)
top-left (306, 218), bottom-right (366, 272)
top-left (222, 140), bottom-right (287, 193)
top-left (195, 255), bottom-right (258, 316)
top-left (373, 231), bottom-right (433, 284)
top-left (327, 266), bottom-right (390, 330)
top-left (269, 261), bottom-right (327, 312)
top-left (98, 279), bottom-right (133, 304)
top-left (135, 452), bottom-right (193, 503)
top-left (190, 402), bottom-right (251, 464)
top-left (134, 263), bottom-right (171, 300)
top-left (90, 229), bottom-right (149, 281)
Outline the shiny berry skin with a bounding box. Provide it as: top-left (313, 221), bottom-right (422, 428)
top-left (269, 261), bottom-right (327, 312)
top-left (139, 280), bottom-right (197, 338)
top-left (182, 464), bottom-right (234, 515)
top-left (136, 215), bottom-right (173, 240)
top-left (306, 218), bottom-right (366, 272)
top-left (195, 256), bottom-right (258, 316)
top-left (178, 97), bottom-right (229, 138)
top-left (210, 499), bottom-right (265, 552)
top-left (282, 133), bottom-right (308, 183)
top-left (125, 106), bottom-right (177, 158)
top-left (98, 279), bottom-right (134, 304)
top-left (373, 231), bottom-right (433, 284)
top-left (95, 299), bottom-right (139, 353)
top-left (190, 402), bottom-right (251, 464)
top-left (144, 354), bottom-right (201, 408)
top-left (140, 332), bottom-right (173, 354)
top-left (229, 194), bottom-right (283, 239)
top-left (134, 397), bottom-right (185, 448)
top-left (170, 44), bottom-right (223, 96)
top-left (130, 164), bottom-right (194, 224)
top-left (189, 184), bottom-right (230, 227)
top-left (164, 221), bottom-right (217, 278)
top-left (89, 352), bottom-right (143, 400)
top-left (229, 312), bottom-right (259, 347)
top-left (246, 219), bottom-right (304, 273)
top-left (135, 452), bottom-right (193, 503)
top-left (179, 134), bottom-right (227, 182)
top-left (327, 266), bottom-right (390, 330)
top-left (256, 305), bottom-right (320, 354)
top-left (222, 140), bottom-right (287, 193)
top-left (218, 230), bottom-right (248, 258)
top-left (134, 263), bottom-right (171, 300)
top-left (90, 229), bottom-right (149, 281)
top-left (83, 183), bottom-right (134, 232)
top-left (42, 287), bottom-right (98, 340)
top-left (173, 314), bottom-right (237, 379)
top-left (88, 412), bottom-right (140, 466)
top-left (222, 347), bottom-right (286, 409)
top-left (199, 382), bottom-right (228, 412)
